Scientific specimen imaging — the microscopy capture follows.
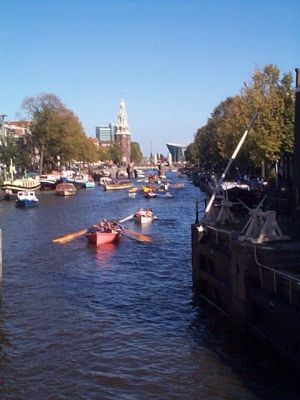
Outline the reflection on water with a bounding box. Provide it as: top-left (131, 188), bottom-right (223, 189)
top-left (0, 173), bottom-right (299, 399)
top-left (94, 242), bottom-right (119, 263)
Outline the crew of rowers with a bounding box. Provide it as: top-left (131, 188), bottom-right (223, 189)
top-left (134, 208), bottom-right (153, 217)
top-left (89, 219), bottom-right (120, 233)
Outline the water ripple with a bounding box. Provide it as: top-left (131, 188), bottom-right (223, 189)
top-left (0, 174), bottom-right (299, 399)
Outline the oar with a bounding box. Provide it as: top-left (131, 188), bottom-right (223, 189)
top-left (52, 216), bottom-right (152, 245)
top-left (53, 215), bottom-right (132, 244)
top-left (116, 224), bottom-right (152, 243)
top-left (118, 214), bottom-right (134, 223)
top-left (52, 229), bottom-right (88, 244)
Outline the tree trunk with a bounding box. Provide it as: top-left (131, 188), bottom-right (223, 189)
top-left (39, 143), bottom-right (45, 175)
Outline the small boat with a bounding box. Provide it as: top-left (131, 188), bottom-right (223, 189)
top-left (144, 191), bottom-right (157, 199)
top-left (55, 183), bottom-right (76, 196)
top-left (84, 176), bottom-right (96, 188)
top-left (15, 191), bottom-right (39, 207)
top-left (86, 220), bottom-right (120, 246)
top-left (135, 169), bottom-right (146, 178)
top-left (63, 175), bottom-right (86, 188)
top-left (103, 179), bottom-right (133, 191)
top-left (134, 208), bottom-right (154, 224)
top-left (40, 174), bottom-right (60, 190)
top-left (1, 161), bottom-right (41, 194)
top-left (99, 177), bottom-right (112, 186)
top-left (2, 176), bottom-right (41, 193)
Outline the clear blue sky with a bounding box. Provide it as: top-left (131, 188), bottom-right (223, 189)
top-left (1, 0), bottom-right (299, 156)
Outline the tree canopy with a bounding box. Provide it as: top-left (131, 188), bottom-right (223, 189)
top-left (22, 93), bottom-right (98, 174)
top-left (187, 65), bottom-right (295, 174)
top-left (131, 142), bottom-right (143, 163)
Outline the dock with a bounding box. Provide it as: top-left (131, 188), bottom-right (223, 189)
top-left (192, 222), bottom-right (300, 368)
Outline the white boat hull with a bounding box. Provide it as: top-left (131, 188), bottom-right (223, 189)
top-left (2, 178), bottom-right (41, 194)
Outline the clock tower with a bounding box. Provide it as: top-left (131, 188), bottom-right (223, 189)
top-left (115, 99), bottom-right (131, 165)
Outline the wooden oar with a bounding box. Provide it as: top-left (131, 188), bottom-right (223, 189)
top-left (52, 229), bottom-right (88, 244)
top-left (53, 215), bottom-right (130, 244)
top-left (53, 217), bottom-right (152, 245)
top-left (118, 214), bottom-right (134, 223)
top-left (116, 224), bottom-right (152, 243)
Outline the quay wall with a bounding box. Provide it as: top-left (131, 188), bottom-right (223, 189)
top-left (0, 229), bottom-right (2, 304)
top-left (192, 223), bottom-right (300, 368)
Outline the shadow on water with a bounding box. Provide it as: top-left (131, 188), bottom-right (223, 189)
top-left (190, 292), bottom-right (300, 400)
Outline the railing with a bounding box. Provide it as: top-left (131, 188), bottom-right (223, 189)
top-left (254, 246), bottom-right (300, 308)
top-left (206, 225), bottom-right (233, 250)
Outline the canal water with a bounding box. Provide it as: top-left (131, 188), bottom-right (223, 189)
top-left (0, 172), bottom-right (299, 399)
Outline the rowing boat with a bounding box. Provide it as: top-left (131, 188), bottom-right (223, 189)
top-left (134, 208), bottom-right (154, 224)
top-left (86, 220), bottom-right (120, 246)
top-left (86, 231), bottom-right (120, 246)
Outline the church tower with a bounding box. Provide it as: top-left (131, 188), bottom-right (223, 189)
top-left (115, 99), bottom-right (131, 165)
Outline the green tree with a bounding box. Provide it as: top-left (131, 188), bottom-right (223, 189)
top-left (107, 142), bottom-right (122, 164)
top-left (188, 64), bottom-right (294, 175)
top-left (22, 93), bottom-right (98, 174)
top-left (0, 136), bottom-right (18, 168)
top-left (185, 142), bottom-right (199, 164)
top-left (131, 142), bottom-right (143, 163)
top-left (240, 64), bottom-right (294, 167)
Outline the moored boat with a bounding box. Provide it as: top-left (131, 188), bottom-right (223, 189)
top-left (15, 191), bottom-right (39, 207)
top-left (40, 174), bottom-right (61, 190)
top-left (2, 176), bottom-right (41, 193)
top-left (99, 177), bottom-right (113, 186)
top-left (84, 176), bottom-right (96, 188)
top-left (55, 183), bottom-right (76, 196)
top-left (103, 179), bottom-right (133, 191)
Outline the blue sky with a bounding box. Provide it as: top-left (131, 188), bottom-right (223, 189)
top-left (1, 0), bottom-right (299, 155)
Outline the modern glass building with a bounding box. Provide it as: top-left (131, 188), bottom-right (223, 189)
top-left (166, 143), bottom-right (186, 163)
top-left (95, 123), bottom-right (115, 142)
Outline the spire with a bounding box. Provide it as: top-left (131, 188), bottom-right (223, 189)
top-left (116, 99), bottom-right (131, 135)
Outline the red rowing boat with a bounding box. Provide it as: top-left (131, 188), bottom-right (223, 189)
top-left (86, 220), bottom-right (120, 246)
top-left (86, 231), bottom-right (120, 246)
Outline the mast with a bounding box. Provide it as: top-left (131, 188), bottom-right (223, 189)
top-left (205, 112), bottom-right (259, 218)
